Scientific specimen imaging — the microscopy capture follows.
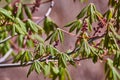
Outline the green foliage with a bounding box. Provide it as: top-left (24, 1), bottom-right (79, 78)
top-left (0, 0), bottom-right (120, 80)
top-left (0, 8), bottom-right (13, 20)
top-left (24, 5), bottom-right (32, 19)
top-left (44, 17), bottom-right (58, 35)
top-left (77, 3), bottom-right (102, 23)
top-left (46, 28), bottom-right (64, 44)
top-left (65, 20), bottom-right (82, 34)
top-left (105, 59), bottom-right (120, 80)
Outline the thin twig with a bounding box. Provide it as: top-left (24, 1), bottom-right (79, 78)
top-left (88, 33), bottom-right (105, 43)
top-left (57, 28), bottom-right (77, 37)
top-left (0, 36), bottom-right (12, 44)
top-left (36, 0), bottom-right (55, 24)
top-left (0, 54), bottom-right (88, 68)
top-left (0, 48), bottom-right (13, 63)
top-left (0, 61), bottom-right (33, 68)
top-left (73, 57), bottom-right (90, 61)
top-left (0, 34), bottom-right (17, 44)
top-left (0, 56), bottom-right (55, 68)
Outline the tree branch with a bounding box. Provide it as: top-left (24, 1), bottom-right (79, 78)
top-left (0, 55), bottom-right (88, 68)
top-left (88, 33), bottom-right (105, 43)
top-left (0, 61), bottom-right (33, 68)
top-left (0, 33), bottom-right (105, 68)
top-left (67, 33), bottom-right (105, 55)
top-left (0, 56), bottom-right (55, 68)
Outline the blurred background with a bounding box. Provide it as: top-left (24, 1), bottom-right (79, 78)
top-left (0, 0), bottom-right (108, 80)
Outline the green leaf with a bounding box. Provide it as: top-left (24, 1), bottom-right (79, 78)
top-left (84, 41), bottom-right (90, 56)
top-left (59, 67), bottom-right (66, 80)
top-left (43, 63), bottom-right (50, 76)
top-left (89, 3), bottom-right (95, 23)
top-left (15, 18), bottom-right (27, 34)
top-left (44, 17), bottom-right (57, 35)
top-left (65, 20), bottom-right (82, 33)
top-left (16, 3), bottom-right (22, 17)
top-left (27, 62), bottom-right (35, 77)
top-left (20, 51), bottom-right (32, 64)
top-left (27, 19), bottom-right (38, 32)
top-left (106, 59), bottom-right (120, 79)
top-left (0, 8), bottom-right (13, 20)
top-left (19, 7), bottom-right (24, 20)
top-left (50, 30), bottom-right (58, 44)
top-left (92, 54), bottom-right (98, 63)
top-left (35, 61), bottom-right (41, 74)
top-left (27, 19), bottom-right (42, 33)
top-left (45, 32), bottom-right (54, 41)
top-left (64, 21), bottom-right (76, 27)
top-left (17, 35), bottom-right (24, 47)
top-left (20, 51), bottom-right (26, 65)
top-left (69, 21), bottom-right (79, 32)
top-left (35, 43), bottom-right (46, 59)
top-left (26, 40), bottom-right (34, 48)
top-left (61, 54), bottom-right (67, 68)
top-left (46, 45), bottom-right (59, 56)
top-left (86, 19), bottom-right (92, 31)
top-left (65, 68), bottom-right (72, 80)
top-left (13, 51), bottom-right (23, 63)
top-left (105, 8), bottom-right (113, 21)
top-left (4, 4), bottom-right (13, 11)
top-left (77, 6), bottom-right (88, 19)
top-left (95, 11), bottom-right (103, 18)
top-left (52, 66), bottom-right (59, 75)
top-left (24, 5), bottom-right (32, 19)
top-left (76, 20), bottom-right (82, 34)
top-left (113, 51), bottom-right (120, 67)
top-left (39, 43), bottom-right (45, 56)
top-left (49, 46), bottom-right (54, 56)
top-left (13, 24), bottom-right (25, 34)
top-left (58, 29), bottom-right (64, 43)
top-left (25, 51), bottom-right (32, 62)
top-left (32, 34), bottom-right (44, 43)
top-left (109, 24), bottom-right (120, 40)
